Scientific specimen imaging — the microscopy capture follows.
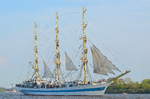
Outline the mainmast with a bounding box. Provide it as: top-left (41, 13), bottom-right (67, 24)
top-left (32, 23), bottom-right (41, 81)
top-left (55, 13), bottom-right (61, 81)
top-left (81, 8), bottom-right (88, 84)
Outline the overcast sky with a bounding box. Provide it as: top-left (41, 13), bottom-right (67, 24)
top-left (0, 0), bottom-right (150, 87)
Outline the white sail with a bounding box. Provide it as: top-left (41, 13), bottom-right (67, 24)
top-left (42, 59), bottom-right (54, 78)
top-left (91, 44), bottom-right (121, 75)
top-left (65, 52), bottom-right (78, 71)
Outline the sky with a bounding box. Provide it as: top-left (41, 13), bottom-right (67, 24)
top-left (0, 0), bottom-right (150, 87)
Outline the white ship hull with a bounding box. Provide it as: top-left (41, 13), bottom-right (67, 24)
top-left (16, 83), bottom-right (109, 96)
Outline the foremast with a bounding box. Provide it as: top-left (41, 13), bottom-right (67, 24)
top-left (55, 13), bottom-right (61, 82)
top-left (81, 8), bottom-right (89, 84)
top-left (32, 23), bottom-right (41, 81)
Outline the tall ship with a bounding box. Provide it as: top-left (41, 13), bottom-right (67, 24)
top-left (15, 8), bottom-right (130, 95)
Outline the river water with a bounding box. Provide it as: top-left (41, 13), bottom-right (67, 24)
top-left (0, 92), bottom-right (150, 99)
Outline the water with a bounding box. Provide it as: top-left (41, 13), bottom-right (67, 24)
top-left (0, 92), bottom-right (150, 99)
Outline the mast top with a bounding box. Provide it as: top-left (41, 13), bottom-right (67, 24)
top-left (82, 8), bottom-right (87, 36)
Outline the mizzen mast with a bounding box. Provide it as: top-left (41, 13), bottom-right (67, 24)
top-left (55, 13), bottom-right (61, 81)
top-left (81, 8), bottom-right (88, 84)
top-left (32, 23), bottom-right (41, 81)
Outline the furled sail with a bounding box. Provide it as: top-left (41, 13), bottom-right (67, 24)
top-left (65, 52), bottom-right (78, 71)
top-left (42, 59), bottom-right (54, 78)
top-left (91, 44), bottom-right (121, 75)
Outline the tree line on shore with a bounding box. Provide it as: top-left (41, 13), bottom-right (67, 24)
top-left (106, 78), bottom-right (150, 94)
top-left (0, 87), bottom-right (6, 92)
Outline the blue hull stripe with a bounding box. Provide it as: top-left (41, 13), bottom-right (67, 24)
top-left (21, 87), bottom-right (105, 93)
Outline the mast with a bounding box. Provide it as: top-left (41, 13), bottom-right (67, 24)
top-left (55, 12), bottom-right (61, 81)
top-left (32, 22), bottom-right (41, 81)
top-left (81, 8), bottom-right (88, 84)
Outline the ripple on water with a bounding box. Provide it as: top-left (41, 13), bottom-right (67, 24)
top-left (0, 93), bottom-right (150, 99)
